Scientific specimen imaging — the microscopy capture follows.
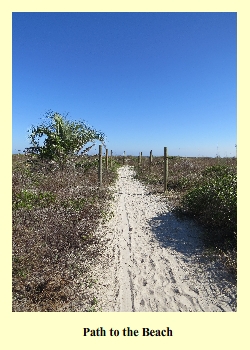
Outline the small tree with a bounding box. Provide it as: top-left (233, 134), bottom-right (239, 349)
top-left (26, 110), bottom-right (106, 169)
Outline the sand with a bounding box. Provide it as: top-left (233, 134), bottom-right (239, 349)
top-left (90, 165), bottom-right (236, 312)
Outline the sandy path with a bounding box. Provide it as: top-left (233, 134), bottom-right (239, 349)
top-left (92, 165), bottom-right (236, 312)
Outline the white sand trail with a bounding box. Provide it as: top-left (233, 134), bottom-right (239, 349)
top-left (92, 165), bottom-right (236, 312)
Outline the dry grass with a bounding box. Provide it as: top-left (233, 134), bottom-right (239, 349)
top-left (12, 154), bottom-right (121, 311)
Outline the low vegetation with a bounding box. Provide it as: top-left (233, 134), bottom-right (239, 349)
top-left (12, 153), bottom-right (122, 311)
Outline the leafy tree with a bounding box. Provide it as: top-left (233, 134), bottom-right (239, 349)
top-left (26, 110), bottom-right (105, 168)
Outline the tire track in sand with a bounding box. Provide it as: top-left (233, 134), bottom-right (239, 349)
top-left (117, 188), bottom-right (135, 311)
top-left (92, 166), bottom-right (236, 312)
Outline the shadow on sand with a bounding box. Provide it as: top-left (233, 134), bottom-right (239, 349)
top-left (148, 210), bottom-right (237, 288)
top-left (149, 211), bottom-right (205, 259)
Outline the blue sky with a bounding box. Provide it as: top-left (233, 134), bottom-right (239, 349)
top-left (12, 12), bottom-right (237, 157)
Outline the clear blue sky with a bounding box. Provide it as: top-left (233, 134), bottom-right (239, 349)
top-left (12, 12), bottom-right (237, 157)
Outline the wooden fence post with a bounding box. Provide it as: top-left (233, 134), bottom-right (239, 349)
top-left (149, 150), bottom-right (152, 170)
top-left (106, 148), bottom-right (108, 170)
top-left (123, 151), bottom-right (126, 165)
top-left (164, 147), bottom-right (168, 193)
top-left (110, 150), bottom-right (113, 167)
top-left (98, 145), bottom-right (102, 187)
top-left (139, 152), bottom-right (142, 165)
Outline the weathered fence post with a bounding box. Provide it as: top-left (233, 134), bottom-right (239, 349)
top-left (123, 151), bottom-right (126, 165)
top-left (139, 152), bottom-right (142, 165)
top-left (105, 148), bottom-right (108, 170)
top-left (149, 150), bottom-right (153, 171)
top-left (110, 150), bottom-right (113, 167)
top-left (98, 145), bottom-right (102, 187)
top-left (164, 147), bottom-right (168, 193)
top-left (150, 150), bottom-right (153, 163)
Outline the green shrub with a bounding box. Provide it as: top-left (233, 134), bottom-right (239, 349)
top-left (181, 165), bottom-right (237, 240)
top-left (61, 198), bottom-right (87, 211)
top-left (13, 189), bottom-right (56, 210)
top-left (75, 158), bottom-right (98, 172)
